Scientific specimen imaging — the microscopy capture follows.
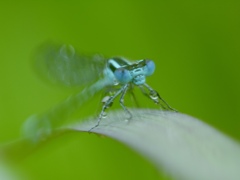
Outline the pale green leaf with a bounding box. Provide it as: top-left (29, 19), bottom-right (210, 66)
top-left (66, 109), bottom-right (240, 180)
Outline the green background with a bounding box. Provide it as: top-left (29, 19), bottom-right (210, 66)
top-left (0, 0), bottom-right (239, 179)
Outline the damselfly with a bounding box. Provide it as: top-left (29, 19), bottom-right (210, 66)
top-left (35, 44), bottom-right (176, 131)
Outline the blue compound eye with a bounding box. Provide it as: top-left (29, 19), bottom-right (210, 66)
top-left (114, 68), bottom-right (132, 84)
top-left (144, 60), bottom-right (155, 76)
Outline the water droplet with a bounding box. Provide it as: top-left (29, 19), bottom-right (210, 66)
top-left (102, 112), bottom-right (107, 118)
top-left (149, 91), bottom-right (158, 100)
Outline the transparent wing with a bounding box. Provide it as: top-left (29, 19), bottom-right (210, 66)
top-left (34, 43), bottom-right (107, 87)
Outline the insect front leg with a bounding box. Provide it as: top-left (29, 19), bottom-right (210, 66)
top-left (119, 84), bottom-right (132, 120)
top-left (142, 83), bottom-right (177, 112)
top-left (128, 84), bottom-right (140, 107)
top-left (88, 85), bottom-right (127, 132)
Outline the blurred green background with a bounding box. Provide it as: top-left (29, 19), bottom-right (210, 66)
top-left (0, 0), bottom-right (240, 179)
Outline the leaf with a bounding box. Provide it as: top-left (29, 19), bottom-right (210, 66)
top-left (0, 161), bottom-right (20, 180)
top-left (66, 109), bottom-right (240, 180)
top-left (3, 109), bottom-right (240, 180)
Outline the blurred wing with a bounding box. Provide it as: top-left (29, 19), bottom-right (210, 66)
top-left (34, 43), bottom-right (107, 87)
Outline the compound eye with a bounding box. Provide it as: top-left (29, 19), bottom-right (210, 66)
top-left (144, 59), bottom-right (155, 76)
top-left (114, 68), bottom-right (132, 84)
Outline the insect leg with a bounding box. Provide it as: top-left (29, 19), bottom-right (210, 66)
top-left (143, 83), bottom-right (177, 112)
top-left (88, 85), bottom-right (127, 132)
top-left (128, 84), bottom-right (140, 107)
top-left (119, 84), bottom-right (132, 119)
